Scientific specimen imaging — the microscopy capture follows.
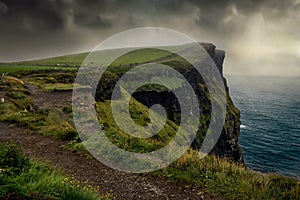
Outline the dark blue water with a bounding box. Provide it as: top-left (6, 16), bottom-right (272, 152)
top-left (226, 76), bottom-right (300, 179)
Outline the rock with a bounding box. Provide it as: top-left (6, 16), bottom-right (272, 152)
top-left (132, 45), bottom-right (243, 163)
top-left (213, 49), bottom-right (225, 75)
top-left (200, 43), bottom-right (216, 58)
top-left (92, 43), bottom-right (243, 163)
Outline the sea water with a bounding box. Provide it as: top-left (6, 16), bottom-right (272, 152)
top-left (227, 76), bottom-right (300, 179)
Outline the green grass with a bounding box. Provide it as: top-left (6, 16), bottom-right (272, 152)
top-left (38, 111), bottom-right (77, 140)
top-left (0, 142), bottom-right (112, 200)
top-left (154, 149), bottom-right (300, 200)
top-left (0, 65), bottom-right (78, 73)
top-left (4, 48), bottom-right (173, 68)
top-left (0, 76), bottom-right (46, 130)
top-left (9, 52), bottom-right (89, 66)
top-left (1, 46), bottom-right (299, 199)
top-left (0, 75), bottom-right (77, 140)
top-left (90, 96), bottom-right (181, 153)
top-left (110, 48), bottom-right (172, 66)
top-left (7, 43), bottom-right (200, 67)
top-left (0, 98), bottom-right (76, 141)
top-left (0, 43), bottom-right (207, 74)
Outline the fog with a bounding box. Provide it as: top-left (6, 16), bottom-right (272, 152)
top-left (0, 0), bottom-right (299, 76)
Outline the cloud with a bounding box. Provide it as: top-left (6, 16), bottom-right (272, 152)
top-left (0, 0), bottom-right (299, 76)
top-left (0, 1), bottom-right (7, 14)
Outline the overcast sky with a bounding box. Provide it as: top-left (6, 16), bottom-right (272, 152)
top-left (0, 0), bottom-right (299, 76)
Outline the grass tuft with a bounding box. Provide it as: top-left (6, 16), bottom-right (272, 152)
top-left (154, 149), bottom-right (300, 200)
top-left (0, 142), bottom-right (112, 200)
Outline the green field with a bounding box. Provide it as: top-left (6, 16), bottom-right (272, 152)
top-left (1, 73), bottom-right (299, 199)
top-left (110, 48), bottom-right (172, 66)
top-left (0, 48), bottom-right (175, 73)
top-left (10, 52), bottom-right (89, 66)
top-left (0, 43), bottom-right (207, 74)
top-left (0, 65), bottom-right (78, 73)
top-left (3, 48), bottom-right (171, 66)
top-left (1, 44), bottom-right (299, 199)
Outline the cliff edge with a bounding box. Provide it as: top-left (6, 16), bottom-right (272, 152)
top-left (83, 43), bottom-right (243, 163)
top-left (203, 43), bottom-right (243, 163)
top-left (132, 43), bottom-right (243, 163)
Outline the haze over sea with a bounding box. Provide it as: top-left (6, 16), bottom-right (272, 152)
top-left (227, 75), bottom-right (300, 179)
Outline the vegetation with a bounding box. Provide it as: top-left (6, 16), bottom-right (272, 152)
top-left (95, 99), bottom-right (179, 153)
top-left (0, 142), bottom-right (112, 199)
top-left (0, 76), bottom-right (45, 130)
top-left (0, 65), bottom-right (77, 73)
top-left (5, 52), bottom-right (88, 66)
top-left (155, 149), bottom-right (300, 200)
top-left (110, 48), bottom-right (172, 66)
top-left (0, 74), bottom-right (76, 140)
top-left (2, 48), bottom-right (173, 68)
top-left (23, 71), bottom-right (77, 91)
top-left (0, 45), bottom-right (299, 200)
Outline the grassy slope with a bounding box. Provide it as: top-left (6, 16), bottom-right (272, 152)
top-left (0, 45), bottom-right (299, 199)
top-left (0, 142), bottom-right (111, 200)
top-left (6, 52), bottom-right (88, 66)
top-left (156, 150), bottom-right (300, 200)
top-left (0, 48), bottom-right (173, 73)
top-left (0, 65), bottom-right (78, 73)
top-left (95, 99), bottom-right (180, 153)
top-left (2, 73), bottom-right (296, 200)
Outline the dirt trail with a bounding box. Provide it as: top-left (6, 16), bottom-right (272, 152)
top-left (0, 80), bottom-right (222, 200)
top-left (25, 83), bottom-right (72, 111)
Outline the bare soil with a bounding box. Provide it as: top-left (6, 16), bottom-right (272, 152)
top-left (0, 80), bottom-right (223, 200)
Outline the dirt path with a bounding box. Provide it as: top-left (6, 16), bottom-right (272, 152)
top-left (0, 123), bottom-right (222, 200)
top-left (24, 83), bottom-right (72, 111)
top-left (0, 79), bottom-right (222, 199)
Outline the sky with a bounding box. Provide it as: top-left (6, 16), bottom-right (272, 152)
top-left (0, 0), bottom-right (299, 76)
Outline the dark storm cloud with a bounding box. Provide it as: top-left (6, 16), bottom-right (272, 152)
top-left (0, 0), bottom-right (65, 32)
top-left (0, 0), bottom-right (296, 33)
top-left (188, 0), bottom-right (299, 34)
top-left (0, 0), bottom-right (299, 76)
top-left (0, 0), bottom-right (114, 32)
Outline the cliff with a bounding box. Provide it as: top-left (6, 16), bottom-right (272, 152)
top-left (93, 44), bottom-right (243, 163)
top-left (131, 44), bottom-right (243, 163)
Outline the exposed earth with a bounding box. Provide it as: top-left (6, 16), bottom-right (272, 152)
top-left (0, 81), bottom-right (222, 200)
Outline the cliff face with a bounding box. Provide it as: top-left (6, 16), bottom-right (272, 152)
top-left (94, 44), bottom-right (243, 163)
top-left (132, 44), bottom-right (243, 163)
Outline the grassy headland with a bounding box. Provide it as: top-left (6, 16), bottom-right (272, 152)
top-left (0, 46), bottom-right (299, 199)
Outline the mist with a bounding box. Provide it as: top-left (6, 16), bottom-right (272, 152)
top-left (0, 0), bottom-right (299, 76)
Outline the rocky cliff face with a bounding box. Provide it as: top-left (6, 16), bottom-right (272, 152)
top-left (93, 44), bottom-right (243, 163)
top-left (132, 44), bottom-right (243, 163)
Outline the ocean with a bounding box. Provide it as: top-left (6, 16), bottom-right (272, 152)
top-left (226, 75), bottom-right (300, 179)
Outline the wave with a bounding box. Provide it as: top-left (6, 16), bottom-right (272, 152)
top-left (240, 124), bottom-right (247, 129)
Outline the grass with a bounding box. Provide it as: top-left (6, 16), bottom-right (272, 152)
top-left (0, 142), bottom-right (113, 200)
top-left (0, 65), bottom-right (78, 73)
top-left (0, 43), bottom-right (208, 74)
top-left (94, 98), bottom-right (180, 153)
top-left (2, 48), bottom-right (173, 68)
top-left (22, 71), bottom-right (91, 92)
top-left (0, 75), bottom-right (77, 140)
top-left (110, 48), bottom-right (172, 66)
top-left (7, 52), bottom-right (89, 66)
top-left (1, 45), bottom-right (299, 199)
top-left (0, 76), bottom-right (46, 130)
top-left (38, 111), bottom-right (77, 140)
top-left (0, 99), bottom-right (76, 141)
top-left (154, 149), bottom-right (300, 200)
